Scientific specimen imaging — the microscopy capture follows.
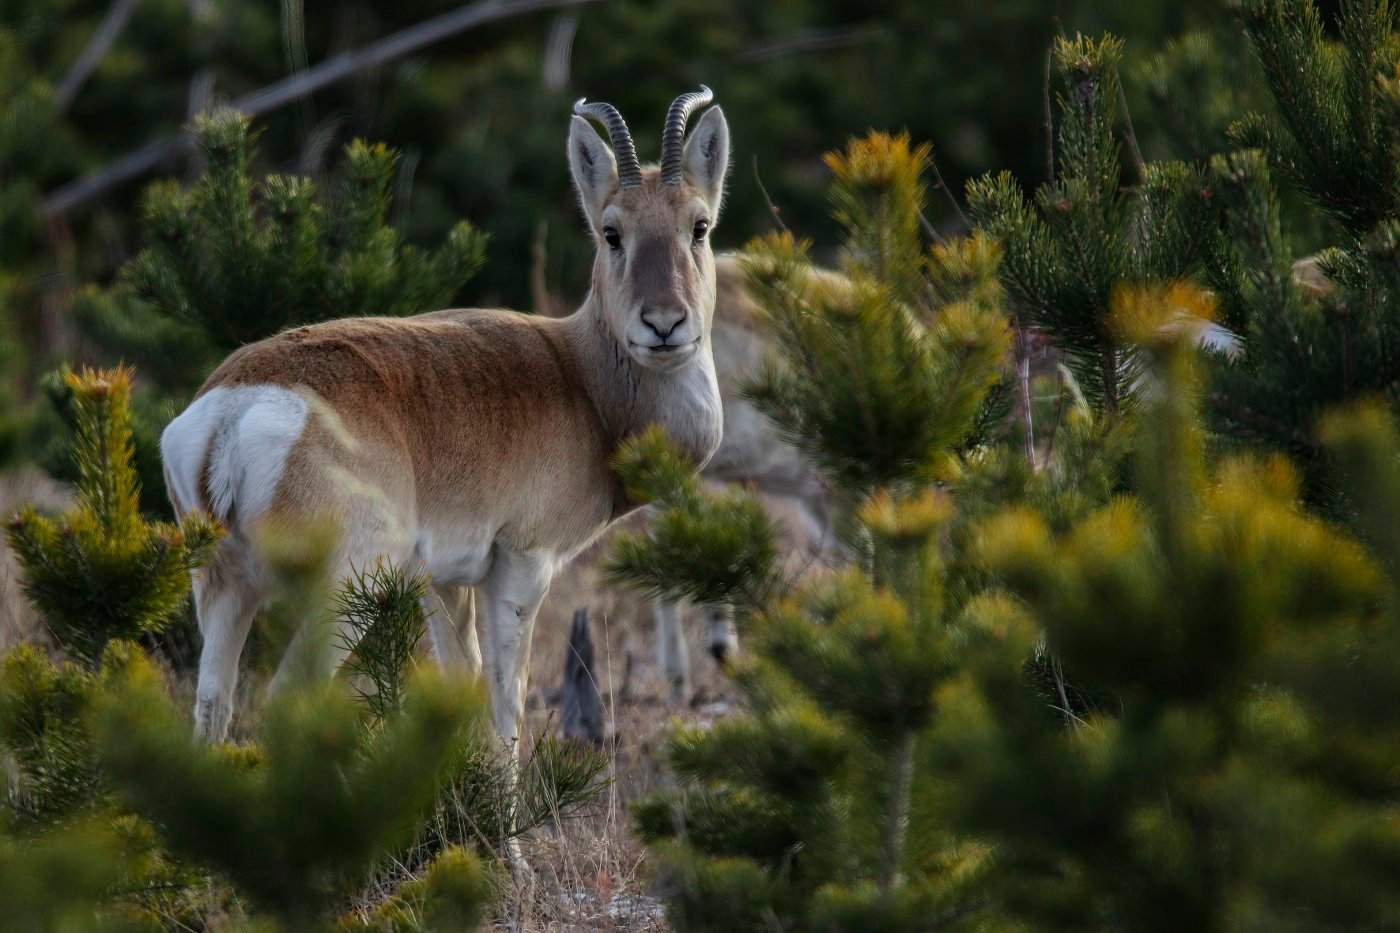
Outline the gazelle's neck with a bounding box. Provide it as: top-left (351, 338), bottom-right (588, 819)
top-left (559, 291), bottom-right (724, 468)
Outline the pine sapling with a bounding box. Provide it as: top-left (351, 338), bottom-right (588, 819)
top-left (336, 562), bottom-right (429, 725)
top-left (94, 646), bottom-right (492, 929)
top-left (1196, 1), bottom-right (1400, 487)
top-left (90, 108), bottom-right (487, 396)
top-left (614, 132), bottom-right (1015, 930)
top-left (969, 33), bottom-right (1217, 415)
top-left (938, 282), bottom-right (1392, 930)
top-left (4, 366), bottom-right (221, 665)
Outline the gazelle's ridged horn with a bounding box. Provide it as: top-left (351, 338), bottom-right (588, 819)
top-left (573, 98), bottom-right (643, 189)
top-left (659, 85), bottom-right (714, 186)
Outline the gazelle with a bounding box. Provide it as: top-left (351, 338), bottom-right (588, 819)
top-left (160, 88), bottom-right (731, 746)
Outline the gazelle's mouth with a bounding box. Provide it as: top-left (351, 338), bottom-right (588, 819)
top-left (630, 336), bottom-right (700, 353)
top-left (628, 336), bottom-right (701, 368)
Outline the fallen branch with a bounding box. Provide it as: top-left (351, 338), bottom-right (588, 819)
top-left (738, 24), bottom-right (887, 63)
top-left (42, 0), bottom-right (601, 217)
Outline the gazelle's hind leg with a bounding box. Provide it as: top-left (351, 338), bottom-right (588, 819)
top-left (267, 552), bottom-right (412, 692)
top-left (655, 597), bottom-right (691, 706)
top-left (425, 584), bottom-right (482, 676)
top-left (265, 492), bottom-right (418, 690)
top-left (656, 598), bottom-right (737, 706)
top-left (193, 541), bottom-right (261, 743)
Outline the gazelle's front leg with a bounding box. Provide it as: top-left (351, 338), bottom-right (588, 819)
top-left (477, 547), bottom-right (554, 748)
top-left (477, 547), bottom-right (552, 872)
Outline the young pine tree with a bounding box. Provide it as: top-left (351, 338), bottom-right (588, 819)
top-left (57, 109), bottom-right (489, 513)
top-left (78, 108), bottom-right (488, 396)
top-left (93, 646), bottom-right (494, 931)
top-left (336, 562), bottom-right (433, 726)
top-left (968, 34), bottom-right (1217, 415)
top-left (0, 642), bottom-right (113, 829)
top-left (933, 284), bottom-right (1400, 931)
top-left (1197, 0), bottom-right (1400, 488)
top-left (609, 134), bottom-right (1012, 930)
top-left (3, 366), bottom-right (221, 665)
top-left (0, 635), bottom-right (249, 927)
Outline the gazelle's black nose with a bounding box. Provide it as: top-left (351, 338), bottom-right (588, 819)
top-left (641, 305), bottom-right (687, 340)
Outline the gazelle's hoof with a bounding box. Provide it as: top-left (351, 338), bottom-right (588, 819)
top-left (193, 693), bottom-right (232, 744)
top-left (707, 611), bottom-right (738, 667)
top-left (666, 674), bottom-right (691, 708)
top-left (504, 836), bottom-right (534, 882)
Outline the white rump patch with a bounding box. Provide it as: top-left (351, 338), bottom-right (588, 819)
top-left (160, 389), bottom-right (224, 516)
top-left (160, 386), bottom-right (310, 523)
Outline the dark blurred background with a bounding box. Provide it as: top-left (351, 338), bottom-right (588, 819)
top-left (4, 1), bottom-right (1241, 304)
top-left (4, 0), bottom-right (1353, 425)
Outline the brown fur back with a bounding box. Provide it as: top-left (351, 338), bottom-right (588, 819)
top-left (203, 310), bottom-right (624, 552)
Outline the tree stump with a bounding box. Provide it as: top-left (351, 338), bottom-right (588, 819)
top-left (560, 607), bottom-right (606, 746)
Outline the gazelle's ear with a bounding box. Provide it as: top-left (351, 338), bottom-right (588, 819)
top-left (569, 115), bottom-right (618, 232)
top-left (682, 106), bottom-right (730, 220)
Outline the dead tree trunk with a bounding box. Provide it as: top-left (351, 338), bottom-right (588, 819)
top-left (560, 607), bottom-right (606, 746)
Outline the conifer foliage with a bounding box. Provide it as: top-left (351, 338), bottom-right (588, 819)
top-left (0, 640), bottom-right (233, 928)
top-left (744, 134), bottom-right (1010, 496)
top-left (937, 289), bottom-right (1395, 931)
top-left (94, 649), bottom-right (493, 930)
top-left (969, 35), bottom-right (1216, 413)
top-left (613, 134), bottom-right (1012, 930)
top-left (1201, 0), bottom-right (1400, 478)
top-left (77, 108), bottom-right (488, 397)
top-left (3, 366), bottom-right (221, 665)
top-left (0, 642), bottom-right (111, 829)
top-left (55, 110), bottom-right (490, 514)
top-left (336, 562), bottom-right (431, 725)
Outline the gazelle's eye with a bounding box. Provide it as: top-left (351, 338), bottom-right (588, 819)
top-left (603, 226), bottom-right (622, 250)
top-left (692, 219), bottom-right (709, 242)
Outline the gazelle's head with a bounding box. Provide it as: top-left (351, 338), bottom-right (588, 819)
top-left (569, 87), bottom-right (730, 372)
